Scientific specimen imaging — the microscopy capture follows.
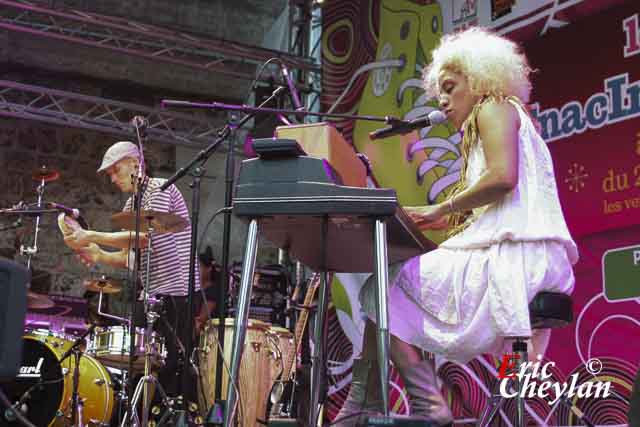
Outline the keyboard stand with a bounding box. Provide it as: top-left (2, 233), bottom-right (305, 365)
top-left (223, 215), bottom-right (394, 427)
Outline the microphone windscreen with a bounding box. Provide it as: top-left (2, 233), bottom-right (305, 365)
top-left (427, 110), bottom-right (447, 125)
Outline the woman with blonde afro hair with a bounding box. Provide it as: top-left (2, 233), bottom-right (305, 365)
top-left (335, 27), bottom-right (578, 426)
top-left (423, 26), bottom-right (533, 104)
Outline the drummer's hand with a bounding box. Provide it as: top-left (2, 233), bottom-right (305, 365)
top-left (70, 228), bottom-right (93, 246)
top-left (405, 204), bottom-right (449, 230)
top-left (76, 243), bottom-right (101, 267)
top-left (64, 233), bottom-right (89, 251)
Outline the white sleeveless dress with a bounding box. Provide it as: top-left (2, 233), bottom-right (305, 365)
top-left (360, 101), bottom-right (579, 363)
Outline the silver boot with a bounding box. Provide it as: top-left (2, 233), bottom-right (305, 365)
top-left (399, 359), bottom-right (453, 426)
top-left (333, 359), bottom-right (383, 427)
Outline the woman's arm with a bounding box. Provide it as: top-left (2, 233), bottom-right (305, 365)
top-left (406, 100), bottom-right (520, 224)
top-left (448, 99), bottom-right (520, 211)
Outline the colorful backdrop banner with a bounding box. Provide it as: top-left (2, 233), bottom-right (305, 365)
top-left (527, 3), bottom-right (640, 238)
top-left (321, 1), bottom-right (639, 425)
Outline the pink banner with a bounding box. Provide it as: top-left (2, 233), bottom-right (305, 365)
top-left (526, 2), bottom-right (640, 238)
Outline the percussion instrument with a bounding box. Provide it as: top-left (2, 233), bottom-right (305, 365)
top-left (266, 326), bottom-right (295, 387)
top-left (88, 325), bottom-right (166, 371)
top-left (83, 277), bottom-right (123, 294)
top-left (31, 166), bottom-right (60, 183)
top-left (0, 330), bottom-right (114, 426)
top-left (198, 318), bottom-right (272, 427)
top-left (111, 210), bottom-right (187, 234)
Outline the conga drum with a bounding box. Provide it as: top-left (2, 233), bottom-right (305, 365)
top-left (198, 318), bottom-right (271, 427)
top-left (266, 326), bottom-right (295, 386)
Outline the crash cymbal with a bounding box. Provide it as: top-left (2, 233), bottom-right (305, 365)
top-left (111, 210), bottom-right (187, 234)
top-left (32, 165), bottom-right (60, 182)
top-left (83, 276), bottom-right (122, 294)
top-left (27, 291), bottom-right (55, 309)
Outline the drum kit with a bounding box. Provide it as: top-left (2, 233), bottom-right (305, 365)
top-left (0, 166), bottom-right (301, 427)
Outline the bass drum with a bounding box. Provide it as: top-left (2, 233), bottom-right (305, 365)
top-left (0, 331), bottom-right (114, 427)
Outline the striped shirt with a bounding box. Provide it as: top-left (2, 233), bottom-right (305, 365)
top-left (123, 177), bottom-right (200, 296)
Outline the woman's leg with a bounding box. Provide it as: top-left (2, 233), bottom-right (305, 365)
top-left (333, 320), bottom-right (383, 426)
top-left (389, 334), bottom-right (453, 426)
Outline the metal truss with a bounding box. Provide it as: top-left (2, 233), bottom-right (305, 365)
top-left (288, 0), bottom-right (322, 115)
top-left (0, 79), bottom-right (228, 148)
top-left (0, 0), bottom-right (320, 83)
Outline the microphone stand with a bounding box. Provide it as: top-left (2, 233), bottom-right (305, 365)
top-left (159, 85), bottom-right (288, 425)
top-left (123, 118), bottom-right (149, 426)
top-left (161, 100), bottom-right (394, 124)
top-left (58, 324), bottom-right (97, 427)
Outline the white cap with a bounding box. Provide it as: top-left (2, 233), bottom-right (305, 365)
top-left (97, 141), bottom-right (140, 173)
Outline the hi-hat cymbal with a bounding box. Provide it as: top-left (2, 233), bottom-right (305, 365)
top-left (32, 166), bottom-right (60, 182)
top-left (27, 291), bottom-right (55, 309)
top-left (111, 210), bottom-right (187, 234)
top-left (84, 277), bottom-right (122, 294)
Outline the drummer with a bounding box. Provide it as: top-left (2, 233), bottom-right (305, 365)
top-left (64, 140), bottom-right (200, 401)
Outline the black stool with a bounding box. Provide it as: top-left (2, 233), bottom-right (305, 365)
top-left (476, 291), bottom-right (587, 427)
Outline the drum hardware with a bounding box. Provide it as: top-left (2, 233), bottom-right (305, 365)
top-left (20, 171), bottom-right (47, 268)
top-left (86, 275), bottom-right (132, 327)
top-left (16, 166), bottom-right (61, 270)
top-left (57, 324), bottom-right (97, 427)
top-left (120, 222), bottom-right (173, 427)
top-left (0, 217), bottom-right (22, 232)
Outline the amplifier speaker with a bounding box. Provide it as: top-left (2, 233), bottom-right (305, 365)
top-left (0, 259), bottom-right (29, 382)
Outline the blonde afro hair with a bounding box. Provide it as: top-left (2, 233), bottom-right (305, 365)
top-left (423, 27), bottom-right (533, 103)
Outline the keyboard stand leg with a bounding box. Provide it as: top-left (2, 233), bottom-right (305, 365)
top-left (373, 219), bottom-right (391, 417)
top-left (224, 218), bottom-right (260, 427)
top-left (309, 216), bottom-right (330, 427)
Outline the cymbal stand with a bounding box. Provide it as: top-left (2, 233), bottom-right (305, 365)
top-left (121, 223), bottom-right (173, 427)
top-left (97, 287), bottom-right (130, 324)
top-left (20, 174), bottom-right (48, 269)
top-left (124, 116), bottom-right (149, 424)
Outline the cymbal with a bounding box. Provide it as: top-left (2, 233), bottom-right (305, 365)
top-left (32, 166), bottom-right (60, 182)
top-left (84, 277), bottom-right (122, 294)
top-left (27, 291), bottom-right (55, 309)
top-left (111, 210), bottom-right (187, 234)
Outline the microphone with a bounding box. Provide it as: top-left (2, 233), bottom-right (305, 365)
top-left (46, 202), bottom-right (80, 219)
top-left (369, 110), bottom-right (447, 140)
top-left (280, 62), bottom-right (304, 115)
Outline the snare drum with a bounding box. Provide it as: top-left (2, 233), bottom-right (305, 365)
top-left (1, 331), bottom-right (114, 427)
top-left (198, 318), bottom-right (272, 427)
top-left (88, 325), bottom-right (166, 371)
